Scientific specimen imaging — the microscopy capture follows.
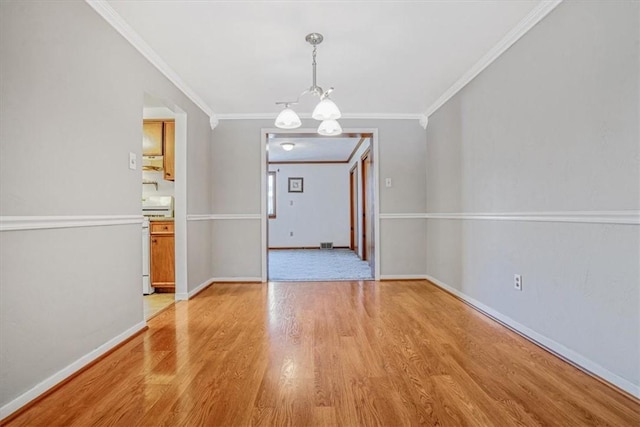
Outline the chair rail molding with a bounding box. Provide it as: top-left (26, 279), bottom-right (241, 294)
top-left (423, 211), bottom-right (640, 225)
top-left (187, 214), bottom-right (261, 221)
top-left (380, 211), bottom-right (639, 225)
top-left (380, 213), bottom-right (428, 220)
top-left (0, 215), bottom-right (143, 232)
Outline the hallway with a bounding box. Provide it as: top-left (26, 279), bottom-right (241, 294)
top-left (268, 249), bottom-right (373, 281)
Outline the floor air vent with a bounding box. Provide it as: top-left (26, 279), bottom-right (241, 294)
top-left (320, 242), bottom-right (334, 249)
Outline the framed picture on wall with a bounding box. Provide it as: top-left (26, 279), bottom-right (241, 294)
top-left (288, 177), bottom-right (303, 193)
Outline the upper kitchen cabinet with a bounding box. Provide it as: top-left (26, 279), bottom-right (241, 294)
top-left (142, 121), bottom-right (163, 156)
top-left (142, 120), bottom-right (175, 181)
top-left (163, 121), bottom-right (175, 181)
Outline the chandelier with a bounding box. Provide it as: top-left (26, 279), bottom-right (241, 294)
top-left (275, 33), bottom-right (342, 136)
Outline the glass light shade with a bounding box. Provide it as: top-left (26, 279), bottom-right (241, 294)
top-left (312, 99), bottom-right (341, 121)
top-left (280, 142), bottom-right (295, 151)
top-left (317, 119), bottom-right (342, 136)
top-left (275, 108), bottom-right (301, 129)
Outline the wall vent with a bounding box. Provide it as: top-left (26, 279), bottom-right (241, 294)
top-left (320, 242), bottom-right (334, 250)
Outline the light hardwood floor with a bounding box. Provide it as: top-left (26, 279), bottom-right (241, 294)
top-left (143, 292), bottom-right (175, 320)
top-left (5, 280), bottom-right (639, 426)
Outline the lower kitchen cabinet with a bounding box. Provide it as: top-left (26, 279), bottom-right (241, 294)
top-left (150, 221), bottom-right (174, 292)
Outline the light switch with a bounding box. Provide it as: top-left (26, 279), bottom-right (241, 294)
top-left (385, 178), bottom-right (392, 188)
top-left (129, 152), bottom-right (137, 170)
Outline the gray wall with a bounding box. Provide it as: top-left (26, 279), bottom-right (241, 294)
top-left (0, 1), bottom-right (213, 409)
top-left (426, 0), bottom-right (639, 390)
top-left (210, 119), bottom-right (427, 279)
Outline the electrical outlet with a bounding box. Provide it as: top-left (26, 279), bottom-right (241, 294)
top-left (514, 274), bottom-right (522, 291)
top-left (385, 178), bottom-right (392, 188)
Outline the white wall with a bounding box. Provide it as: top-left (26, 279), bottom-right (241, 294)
top-left (142, 170), bottom-right (174, 198)
top-left (0, 0), bottom-right (213, 414)
top-left (268, 163), bottom-right (349, 248)
top-left (425, 0), bottom-right (639, 395)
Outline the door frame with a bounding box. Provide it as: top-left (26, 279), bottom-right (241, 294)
top-left (349, 163), bottom-right (358, 254)
top-left (260, 128), bottom-right (380, 281)
top-left (361, 148), bottom-right (370, 262)
top-left (143, 96), bottom-right (188, 301)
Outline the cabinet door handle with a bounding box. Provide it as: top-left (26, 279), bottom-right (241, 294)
top-left (152, 239), bottom-right (157, 243)
top-left (163, 226), bottom-right (168, 230)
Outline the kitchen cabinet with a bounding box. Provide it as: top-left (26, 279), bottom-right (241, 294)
top-left (142, 121), bottom-right (163, 156)
top-left (142, 120), bottom-right (175, 181)
top-left (163, 121), bottom-right (175, 181)
top-left (150, 221), bottom-right (174, 292)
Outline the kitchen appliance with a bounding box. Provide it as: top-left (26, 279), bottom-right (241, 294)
top-left (142, 196), bottom-right (174, 218)
top-left (142, 218), bottom-right (152, 294)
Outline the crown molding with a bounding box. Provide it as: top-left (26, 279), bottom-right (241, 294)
top-left (214, 112), bottom-right (427, 129)
top-left (87, 0), bottom-right (560, 131)
top-left (85, 0), bottom-right (215, 119)
top-left (419, 114), bottom-right (428, 130)
top-left (215, 113), bottom-right (425, 120)
top-left (424, 0), bottom-right (563, 118)
top-left (209, 115), bottom-right (219, 130)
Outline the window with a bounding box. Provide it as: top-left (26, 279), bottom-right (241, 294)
top-left (268, 172), bottom-right (276, 218)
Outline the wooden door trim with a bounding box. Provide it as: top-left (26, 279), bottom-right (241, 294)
top-left (349, 167), bottom-right (355, 250)
top-left (361, 149), bottom-right (370, 261)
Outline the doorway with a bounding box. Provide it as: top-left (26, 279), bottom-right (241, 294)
top-left (142, 93), bottom-right (188, 314)
top-left (360, 148), bottom-right (375, 276)
top-left (261, 129), bottom-right (379, 282)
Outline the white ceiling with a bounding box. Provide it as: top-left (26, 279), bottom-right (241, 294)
top-left (104, 1), bottom-right (551, 161)
top-left (267, 135), bottom-right (362, 162)
top-left (106, 0), bottom-right (544, 117)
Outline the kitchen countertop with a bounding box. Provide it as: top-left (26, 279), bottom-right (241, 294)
top-left (148, 217), bottom-right (174, 222)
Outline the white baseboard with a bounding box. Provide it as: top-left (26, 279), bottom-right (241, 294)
top-left (211, 277), bottom-right (263, 283)
top-left (379, 274), bottom-right (428, 281)
top-left (188, 278), bottom-right (214, 299)
top-left (174, 292), bottom-right (189, 301)
top-left (424, 274), bottom-right (640, 399)
top-left (0, 321), bottom-right (147, 420)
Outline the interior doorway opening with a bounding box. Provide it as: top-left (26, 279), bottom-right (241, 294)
top-left (142, 93), bottom-right (188, 318)
top-left (261, 129), bottom-right (379, 282)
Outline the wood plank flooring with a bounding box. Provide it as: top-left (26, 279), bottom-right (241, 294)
top-left (5, 280), bottom-right (639, 426)
top-left (143, 292), bottom-right (175, 320)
